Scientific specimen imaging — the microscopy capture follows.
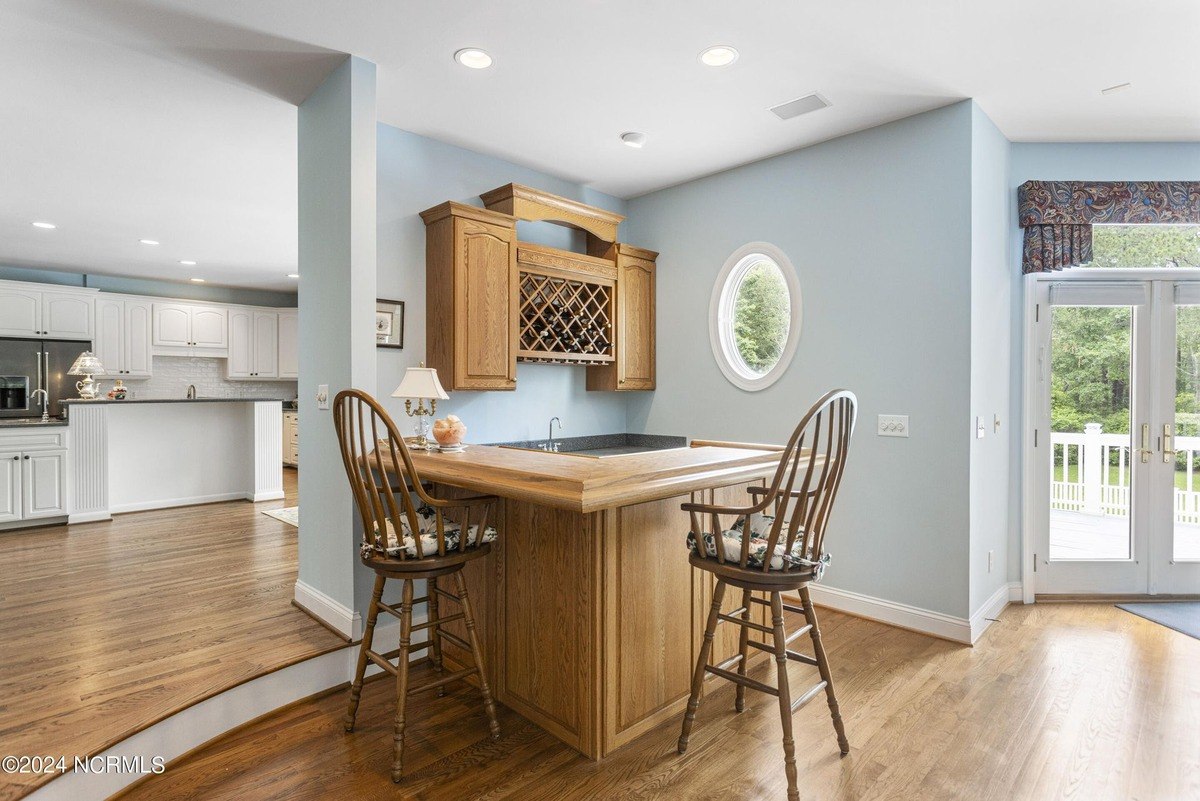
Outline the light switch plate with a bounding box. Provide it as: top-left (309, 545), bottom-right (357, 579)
top-left (316, 384), bottom-right (330, 410)
top-left (976, 416), bottom-right (986, 439)
top-left (877, 414), bottom-right (909, 438)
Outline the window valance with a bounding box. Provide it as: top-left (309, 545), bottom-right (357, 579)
top-left (1018, 181), bottom-right (1200, 274)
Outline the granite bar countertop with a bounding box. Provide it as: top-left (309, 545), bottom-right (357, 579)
top-left (486, 433), bottom-right (687, 454)
top-left (0, 419), bottom-right (69, 428)
top-left (62, 398), bottom-right (292, 405)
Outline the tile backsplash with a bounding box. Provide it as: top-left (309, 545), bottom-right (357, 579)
top-left (115, 356), bottom-right (298, 401)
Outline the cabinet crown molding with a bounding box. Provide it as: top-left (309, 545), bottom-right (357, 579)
top-left (419, 200), bottom-right (516, 228)
top-left (480, 183), bottom-right (625, 243)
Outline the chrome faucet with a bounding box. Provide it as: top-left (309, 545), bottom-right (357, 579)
top-left (186, 385), bottom-right (197, 400)
top-left (545, 417), bottom-right (563, 452)
top-left (29, 388), bottom-right (49, 422)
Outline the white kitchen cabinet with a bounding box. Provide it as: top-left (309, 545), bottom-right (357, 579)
top-left (153, 302), bottom-right (228, 350)
top-left (227, 308), bottom-right (253, 377)
top-left (192, 306), bottom-right (228, 348)
top-left (277, 310), bottom-right (298, 379)
top-left (23, 450), bottom-right (66, 518)
top-left (124, 299), bottom-right (153, 375)
top-left (0, 452), bottom-right (20, 523)
top-left (0, 286), bottom-right (93, 340)
top-left (253, 311), bottom-right (279, 377)
top-left (94, 297), bottom-right (123, 375)
top-left (96, 296), bottom-right (153, 377)
top-left (42, 294), bottom-right (93, 340)
top-left (227, 309), bottom-right (280, 379)
top-left (282, 411), bottom-right (298, 466)
top-left (153, 304), bottom-right (192, 347)
top-left (0, 289), bottom-right (40, 337)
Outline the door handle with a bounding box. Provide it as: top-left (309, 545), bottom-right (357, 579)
top-left (1163, 423), bottom-right (1177, 463)
top-left (1139, 423), bottom-right (1152, 463)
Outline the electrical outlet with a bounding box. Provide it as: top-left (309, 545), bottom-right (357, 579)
top-left (976, 416), bottom-right (986, 439)
top-left (988, 549), bottom-right (994, 573)
top-left (316, 384), bottom-right (330, 410)
top-left (877, 414), bottom-right (909, 438)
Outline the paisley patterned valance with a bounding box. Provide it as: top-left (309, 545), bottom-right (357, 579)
top-left (1018, 181), bottom-right (1200, 274)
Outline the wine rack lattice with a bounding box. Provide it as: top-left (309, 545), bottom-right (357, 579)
top-left (518, 271), bottom-right (614, 364)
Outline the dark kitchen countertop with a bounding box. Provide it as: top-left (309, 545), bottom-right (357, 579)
top-left (61, 398), bottom-right (291, 405)
top-left (0, 419), bottom-right (69, 428)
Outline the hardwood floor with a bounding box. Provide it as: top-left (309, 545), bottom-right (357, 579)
top-left (116, 601), bottom-right (1200, 801)
top-left (0, 468), bottom-right (346, 801)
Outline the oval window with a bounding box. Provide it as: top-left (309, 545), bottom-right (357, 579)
top-left (709, 243), bottom-right (802, 391)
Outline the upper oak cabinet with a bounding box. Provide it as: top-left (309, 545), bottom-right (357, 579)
top-left (420, 185), bottom-right (656, 392)
top-left (586, 243), bottom-right (657, 392)
top-left (420, 202), bottom-right (518, 391)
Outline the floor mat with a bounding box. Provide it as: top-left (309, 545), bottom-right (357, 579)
top-left (1116, 602), bottom-right (1200, 639)
top-left (263, 506), bottom-right (298, 528)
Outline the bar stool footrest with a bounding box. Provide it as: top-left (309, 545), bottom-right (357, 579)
top-left (705, 664), bottom-right (779, 697)
top-left (790, 680), bottom-right (829, 713)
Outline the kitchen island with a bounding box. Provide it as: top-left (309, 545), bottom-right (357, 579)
top-left (66, 398), bottom-right (285, 522)
top-left (377, 442), bottom-right (783, 759)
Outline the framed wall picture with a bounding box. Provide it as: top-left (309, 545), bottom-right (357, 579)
top-left (375, 299), bottom-right (405, 349)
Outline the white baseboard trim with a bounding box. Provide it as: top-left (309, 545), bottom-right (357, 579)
top-left (248, 490), bottom-right (286, 503)
top-left (806, 583), bottom-right (973, 644)
top-left (110, 492), bottom-right (248, 514)
top-left (294, 580), bottom-right (362, 640)
top-left (25, 645), bottom-right (353, 801)
top-left (968, 582), bottom-right (1014, 644)
top-left (67, 511), bottom-right (111, 524)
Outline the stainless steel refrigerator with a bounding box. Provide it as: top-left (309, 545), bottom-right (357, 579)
top-left (0, 338), bottom-right (87, 420)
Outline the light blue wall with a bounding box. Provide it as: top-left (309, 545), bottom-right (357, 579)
top-left (1008, 143), bottom-right (1200, 579)
top-left (296, 56), bottom-right (378, 620)
top-left (624, 102), bottom-right (976, 617)
top-left (0, 264), bottom-right (297, 307)
top-left (968, 104), bottom-right (1014, 613)
top-left (375, 125), bottom-right (631, 443)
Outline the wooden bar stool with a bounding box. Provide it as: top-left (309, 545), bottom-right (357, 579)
top-left (678, 389), bottom-right (858, 801)
top-left (333, 389), bottom-right (501, 784)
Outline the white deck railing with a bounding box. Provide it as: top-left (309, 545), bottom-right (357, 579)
top-left (1051, 424), bottom-right (1200, 523)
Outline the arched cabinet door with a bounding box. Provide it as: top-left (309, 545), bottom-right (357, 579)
top-left (421, 202), bottom-right (518, 391)
top-left (587, 244), bottom-right (657, 392)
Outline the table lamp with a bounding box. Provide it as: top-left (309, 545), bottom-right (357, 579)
top-left (68, 351), bottom-right (106, 400)
top-left (391, 363), bottom-right (448, 450)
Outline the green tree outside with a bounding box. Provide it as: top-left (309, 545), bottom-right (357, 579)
top-left (1052, 225), bottom-right (1200, 477)
top-left (733, 261), bottom-right (790, 374)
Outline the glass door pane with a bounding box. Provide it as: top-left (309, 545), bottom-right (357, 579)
top-left (1173, 306), bottom-right (1200, 561)
top-left (1049, 306), bottom-right (1134, 560)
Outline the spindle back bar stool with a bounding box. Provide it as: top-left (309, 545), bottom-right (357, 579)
top-left (333, 389), bottom-right (501, 784)
top-left (678, 389), bottom-right (858, 801)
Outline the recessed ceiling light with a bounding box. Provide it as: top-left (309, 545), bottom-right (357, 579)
top-left (179, 260), bottom-right (197, 266)
top-left (620, 131), bottom-right (647, 149)
top-left (139, 239), bottom-right (160, 246)
top-left (1101, 82), bottom-right (1132, 95)
top-left (32, 221), bottom-right (56, 229)
top-left (454, 48), bottom-right (493, 69)
top-left (189, 277), bottom-right (205, 283)
top-left (287, 273), bottom-right (299, 279)
top-left (699, 45), bottom-right (739, 67)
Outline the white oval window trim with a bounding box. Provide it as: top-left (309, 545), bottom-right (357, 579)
top-left (708, 242), bottom-right (803, 392)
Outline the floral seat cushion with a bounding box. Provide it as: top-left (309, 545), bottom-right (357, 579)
top-left (363, 504), bottom-right (496, 559)
top-left (685, 512), bottom-right (821, 572)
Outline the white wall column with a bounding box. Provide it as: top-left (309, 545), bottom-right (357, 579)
top-left (295, 55), bottom-right (377, 638)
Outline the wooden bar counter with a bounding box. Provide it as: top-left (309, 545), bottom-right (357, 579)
top-left (375, 443), bottom-right (782, 759)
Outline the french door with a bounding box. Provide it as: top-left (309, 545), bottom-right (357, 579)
top-left (1030, 276), bottom-right (1200, 595)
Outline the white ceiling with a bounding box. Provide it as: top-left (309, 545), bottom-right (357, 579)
top-left (2, 0), bottom-right (1198, 290)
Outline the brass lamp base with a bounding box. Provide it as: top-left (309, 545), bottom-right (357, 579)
top-left (404, 397), bottom-right (437, 450)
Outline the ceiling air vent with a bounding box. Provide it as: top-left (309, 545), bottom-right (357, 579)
top-left (769, 92), bottom-right (831, 121)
